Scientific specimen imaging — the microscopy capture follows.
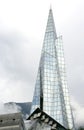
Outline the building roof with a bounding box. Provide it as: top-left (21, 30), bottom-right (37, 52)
top-left (27, 108), bottom-right (67, 130)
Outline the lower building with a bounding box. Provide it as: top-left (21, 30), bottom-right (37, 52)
top-left (0, 112), bottom-right (25, 130)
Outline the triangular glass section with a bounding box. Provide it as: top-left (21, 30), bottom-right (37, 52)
top-left (30, 8), bottom-right (75, 130)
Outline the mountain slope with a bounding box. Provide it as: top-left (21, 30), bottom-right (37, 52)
top-left (4, 102), bottom-right (31, 118)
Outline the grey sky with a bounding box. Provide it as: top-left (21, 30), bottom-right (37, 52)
top-left (0, 0), bottom-right (84, 126)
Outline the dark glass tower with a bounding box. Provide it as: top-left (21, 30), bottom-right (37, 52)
top-left (31, 8), bottom-right (75, 129)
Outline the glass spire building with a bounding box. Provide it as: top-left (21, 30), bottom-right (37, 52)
top-left (31, 8), bottom-right (75, 130)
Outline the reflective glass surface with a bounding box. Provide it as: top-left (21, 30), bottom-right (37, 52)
top-left (31, 9), bottom-right (75, 130)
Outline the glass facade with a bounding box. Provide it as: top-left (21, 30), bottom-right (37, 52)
top-left (31, 9), bottom-right (75, 130)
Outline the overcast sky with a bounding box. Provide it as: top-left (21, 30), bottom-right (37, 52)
top-left (0, 0), bottom-right (84, 126)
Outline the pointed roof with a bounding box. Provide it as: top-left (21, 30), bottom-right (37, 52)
top-left (46, 8), bottom-right (57, 37)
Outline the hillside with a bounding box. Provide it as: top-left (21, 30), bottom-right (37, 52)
top-left (4, 102), bottom-right (31, 118)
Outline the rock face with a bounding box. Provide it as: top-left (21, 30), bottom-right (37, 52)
top-left (4, 102), bottom-right (32, 118)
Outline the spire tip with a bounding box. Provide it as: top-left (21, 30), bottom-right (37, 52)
top-left (50, 4), bottom-right (52, 11)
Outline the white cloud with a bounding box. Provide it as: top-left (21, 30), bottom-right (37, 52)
top-left (0, 102), bottom-right (21, 115)
top-left (71, 97), bottom-right (84, 127)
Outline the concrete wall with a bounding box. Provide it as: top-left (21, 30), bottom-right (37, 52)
top-left (0, 112), bottom-right (25, 130)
